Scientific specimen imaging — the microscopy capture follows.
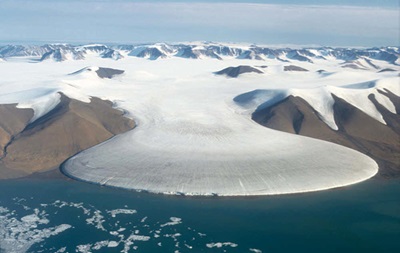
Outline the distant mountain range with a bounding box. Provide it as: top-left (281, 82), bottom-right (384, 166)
top-left (0, 43), bottom-right (399, 66)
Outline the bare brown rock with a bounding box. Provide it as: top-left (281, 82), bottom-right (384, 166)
top-left (0, 104), bottom-right (33, 157)
top-left (0, 93), bottom-right (134, 179)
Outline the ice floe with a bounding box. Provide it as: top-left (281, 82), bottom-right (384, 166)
top-left (161, 217), bottom-right (182, 227)
top-left (86, 210), bottom-right (106, 231)
top-left (206, 242), bottom-right (239, 248)
top-left (1, 197), bottom-right (251, 253)
top-left (107, 208), bottom-right (137, 218)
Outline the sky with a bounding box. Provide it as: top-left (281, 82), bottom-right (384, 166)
top-left (0, 0), bottom-right (398, 46)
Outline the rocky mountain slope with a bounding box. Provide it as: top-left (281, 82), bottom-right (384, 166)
top-left (236, 79), bottom-right (400, 177)
top-left (0, 93), bottom-right (134, 179)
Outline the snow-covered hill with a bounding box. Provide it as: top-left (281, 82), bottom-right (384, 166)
top-left (0, 42), bottom-right (399, 195)
top-left (234, 77), bottom-right (399, 130)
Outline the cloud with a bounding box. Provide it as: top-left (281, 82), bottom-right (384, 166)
top-left (0, 1), bottom-right (398, 46)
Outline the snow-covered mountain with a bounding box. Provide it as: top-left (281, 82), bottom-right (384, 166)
top-left (0, 42), bottom-right (398, 67)
top-left (100, 49), bottom-right (124, 60)
top-left (40, 48), bottom-right (85, 62)
top-left (234, 78), bottom-right (398, 130)
top-left (0, 44), bottom-right (53, 57)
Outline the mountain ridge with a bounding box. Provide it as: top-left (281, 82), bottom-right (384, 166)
top-left (0, 43), bottom-right (398, 66)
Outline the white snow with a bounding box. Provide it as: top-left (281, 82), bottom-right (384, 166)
top-left (17, 92), bottom-right (61, 123)
top-left (1, 44), bottom-right (397, 196)
top-left (329, 77), bottom-right (399, 125)
top-left (234, 76), bottom-right (399, 130)
top-left (290, 86), bottom-right (337, 129)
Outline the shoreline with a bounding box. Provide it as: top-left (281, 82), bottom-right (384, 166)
top-left (1, 157), bottom-right (381, 199)
top-left (4, 161), bottom-right (394, 182)
top-left (0, 136), bottom-right (397, 201)
top-left (1, 164), bottom-right (395, 201)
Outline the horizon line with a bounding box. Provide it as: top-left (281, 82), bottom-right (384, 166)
top-left (0, 40), bottom-right (398, 49)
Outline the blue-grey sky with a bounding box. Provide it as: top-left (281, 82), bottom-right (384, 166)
top-left (0, 0), bottom-right (398, 46)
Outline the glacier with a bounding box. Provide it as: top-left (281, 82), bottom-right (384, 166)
top-left (1, 42), bottom-right (398, 196)
top-left (62, 104), bottom-right (378, 196)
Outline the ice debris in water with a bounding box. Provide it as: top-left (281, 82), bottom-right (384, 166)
top-left (0, 206), bottom-right (71, 253)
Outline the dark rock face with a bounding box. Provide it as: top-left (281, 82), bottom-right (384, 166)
top-left (101, 49), bottom-right (124, 60)
top-left (284, 65), bottom-right (309, 71)
top-left (40, 48), bottom-right (85, 62)
top-left (237, 50), bottom-right (263, 60)
top-left (175, 46), bottom-right (223, 60)
top-left (252, 94), bottom-right (400, 178)
top-left (286, 50), bottom-right (313, 63)
top-left (1, 44), bottom-right (399, 68)
top-left (341, 63), bottom-right (365, 70)
top-left (378, 68), bottom-right (397, 73)
top-left (207, 45), bottom-right (243, 57)
top-left (83, 45), bottom-right (109, 53)
top-left (0, 93), bottom-right (135, 179)
top-left (40, 50), bottom-right (64, 61)
top-left (201, 49), bottom-right (223, 60)
top-left (69, 67), bottom-right (125, 79)
top-left (135, 48), bottom-right (166, 60)
top-left (215, 65), bottom-right (263, 78)
top-left (177, 47), bottom-right (198, 59)
top-left (95, 67), bottom-right (125, 79)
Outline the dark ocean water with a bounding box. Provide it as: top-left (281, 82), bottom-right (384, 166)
top-left (0, 176), bottom-right (399, 253)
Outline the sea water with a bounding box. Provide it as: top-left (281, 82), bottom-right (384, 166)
top-left (0, 177), bottom-right (399, 253)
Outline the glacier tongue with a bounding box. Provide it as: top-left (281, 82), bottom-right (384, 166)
top-left (63, 108), bottom-right (378, 196)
